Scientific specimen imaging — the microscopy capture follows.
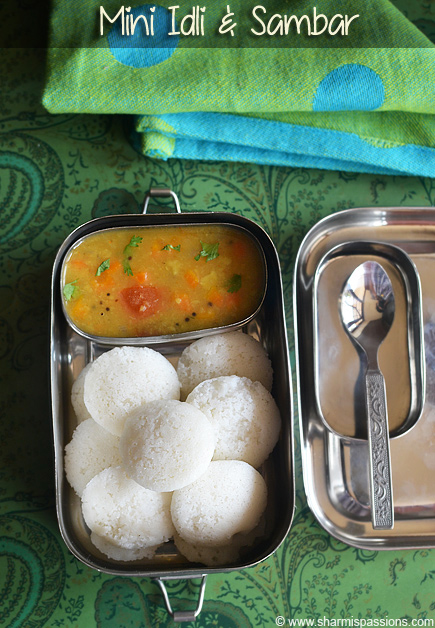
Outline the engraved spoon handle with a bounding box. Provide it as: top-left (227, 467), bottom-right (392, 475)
top-left (365, 369), bottom-right (394, 530)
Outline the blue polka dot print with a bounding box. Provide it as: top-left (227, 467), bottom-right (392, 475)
top-left (108, 4), bottom-right (179, 68)
top-left (313, 64), bottom-right (385, 111)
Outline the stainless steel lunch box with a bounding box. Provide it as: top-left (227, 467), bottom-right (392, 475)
top-left (50, 189), bottom-right (294, 621)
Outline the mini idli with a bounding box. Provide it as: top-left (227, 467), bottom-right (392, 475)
top-left (120, 400), bottom-right (215, 492)
top-left (177, 331), bottom-right (273, 399)
top-left (174, 517), bottom-right (265, 567)
top-left (174, 532), bottom-right (241, 567)
top-left (81, 466), bottom-right (174, 550)
top-left (90, 532), bottom-right (159, 562)
top-left (71, 363), bottom-right (92, 423)
top-left (186, 375), bottom-right (281, 468)
top-left (65, 418), bottom-right (122, 496)
top-left (83, 346), bottom-right (180, 436)
top-left (171, 460), bottom-right (267, 546)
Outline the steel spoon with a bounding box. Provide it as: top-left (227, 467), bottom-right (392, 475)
top-left (340, 261), bottom-right (395, 530)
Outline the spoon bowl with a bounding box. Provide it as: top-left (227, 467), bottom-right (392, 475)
top-left (340, 261), bottom-right (395, 530)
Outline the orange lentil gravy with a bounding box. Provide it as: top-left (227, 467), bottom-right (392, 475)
top-left (61, 225), bottom-right (265, 337)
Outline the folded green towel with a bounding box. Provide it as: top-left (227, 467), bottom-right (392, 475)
top-left (43, 0), bottom-right (435, 176)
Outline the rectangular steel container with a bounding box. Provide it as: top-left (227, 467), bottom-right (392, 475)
top-left (50, 199), bottom-right (294, 619)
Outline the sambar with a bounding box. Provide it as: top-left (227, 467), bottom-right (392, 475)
top-left (61, 225), bottom-right (265, 338)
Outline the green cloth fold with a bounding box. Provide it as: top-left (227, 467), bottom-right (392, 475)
top-left (43, 0), bottom-right (435, 176)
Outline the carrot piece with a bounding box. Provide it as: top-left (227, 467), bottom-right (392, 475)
top-left (108, 259), bottom-right (121, 272)
top-left (224, 291), bottom-right (241, 309)
top-left (71, 300), bottom-right (90, 321)
top-left (135, 271), bottom-right (149, 284)
top-left (207, 288), bottom-right (225, 308)
top-left (93, 258), bottom-right (121, 287)
top-left (174, 293), bottom-right (192, 312)
top-left (184, 270), bottom-right (199, 288)
top-left (69, 259), bottom-right (89, 270)
top-left (151, 241), bottom-right (164, 256)
top-left (194, 309), bottom-right (215, 321)
top-left (94, 273), bottom-right (114, 288)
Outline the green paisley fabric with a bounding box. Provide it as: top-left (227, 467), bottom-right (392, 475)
top-left (3, 4), bottom-right (435, 626)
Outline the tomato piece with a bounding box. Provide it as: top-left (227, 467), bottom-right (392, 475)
top-left (121, 285), bottom-right (161, 317)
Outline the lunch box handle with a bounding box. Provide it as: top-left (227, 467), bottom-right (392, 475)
top-left (143, 188), bottom-right (182, 214)
top-left (154, 574), bottom-right (207, 622)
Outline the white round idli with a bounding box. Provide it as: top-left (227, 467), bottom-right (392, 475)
top-left (83, 346), bottom-right (180, 436)
top-left (174, 532), bottom-right (241, 567)
top-left (71, 363), bottom-right (92, 423)
top-left (90, 532), bottom-right (159, 562)
top-left (120, 400), bottom-right (215, 492)
top-left (81, 466), bottom-right (174, 550)
top-left (65, 419), bottom-right (122, 496)
top-left (177, 331), bottom-right (273, 399)
top-left (171, 460), bottom-right (267, 546)
top-left (174, 517), bottom-right (265, 567)
top-left (186, 375), bottom-right (281, 468)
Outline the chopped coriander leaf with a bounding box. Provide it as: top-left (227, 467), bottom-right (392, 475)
top-left (95, 258), bottom-right (110, 276)
top-left (123, 259), bottom-right (133, 276)
top-left (123, 235), bottom-right (142, 275)
top-left (63, 280), bottom-right (79, 301)
top-left (194, 241), bottom-right (220, 262)
top-left (162, 244), bottom-right (181, 251)
top-left (226, 274), bottom-right (242, 293)
top-left (123, 235), bottom-right (143, 254)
